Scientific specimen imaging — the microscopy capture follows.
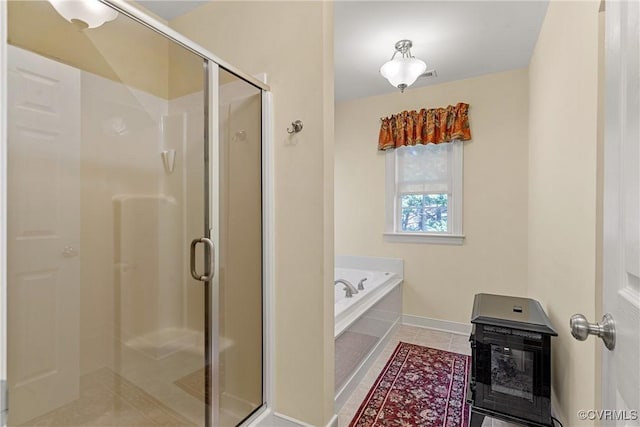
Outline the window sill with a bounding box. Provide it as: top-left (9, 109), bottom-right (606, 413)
top-left (383, 232), bottom-right (465, 245)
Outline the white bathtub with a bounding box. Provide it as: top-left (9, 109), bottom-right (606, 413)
top-left (334, 267), bottom-right (400, 337)
top-left (333, 257), bottom-right (403, 411)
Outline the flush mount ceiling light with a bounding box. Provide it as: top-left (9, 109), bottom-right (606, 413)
top-left (380, 39), bottom-right (427, 93)
top-left (48, 0), bottom-right (118, 29)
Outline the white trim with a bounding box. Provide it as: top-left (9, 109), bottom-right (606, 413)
top-left (450, 140), bottom-right (463, 235)
top-left (261, 91), bottom-right (275, 414)
top-left (255, 412), bottom-right (337, 427)
top-left (271, 412), bottom-right (315, 427)
top-left (0, 4), bottom-right (7, 425)
top-left (384, 151), bottom-right (396, 233)
top-left (385, 142), bottom-right (464, 241)
top-left (383, 232), bottom-right (465, 245)
top-left (402, 314), bottom-right (472, 336)
top-left (335, 255), bottom-right (404, 277)
top-left (101, 0), bottom-right (270, 92)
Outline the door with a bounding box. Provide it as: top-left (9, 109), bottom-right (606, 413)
top-left (6, 45), bottom-right (81, 425)
top-left (4, 2), bottom-right (266, 426)
top-left (216, 68), bottom-right (265, 426)
top-left (602, 0), bottom-right (640, 424)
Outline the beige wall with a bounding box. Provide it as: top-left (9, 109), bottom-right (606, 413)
top-left (528, 0), bottom-right (600, 424)
top-left (8, 0), bottom-right (170, 99)
top-left (335, 69), bottom-right (530, 324)
top-left (171, 3), bottom-right (335, 425)
top-left (321, 1), bottom-right (335, 419)
top-left (8, 0), bottom-right (202, 100)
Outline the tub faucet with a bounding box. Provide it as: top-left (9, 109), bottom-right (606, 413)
top-left (334, 279), bottom-right (359, 298)
top-left (357, 278), bottom-right (367, 291)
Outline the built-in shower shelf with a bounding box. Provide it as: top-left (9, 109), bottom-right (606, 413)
top-left (123, 328), bottom-right (234, 360)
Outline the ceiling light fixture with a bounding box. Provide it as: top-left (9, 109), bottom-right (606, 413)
top-left (48, 0), bottom-right (118, 29)
top-left (380, 39), bottom-right (427, 93)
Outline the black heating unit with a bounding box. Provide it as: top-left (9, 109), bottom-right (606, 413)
top-left (467, 293), bottom-right (557, 427)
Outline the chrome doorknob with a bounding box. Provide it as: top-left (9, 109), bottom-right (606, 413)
top-left (570, 313), bottom-right (616, 350)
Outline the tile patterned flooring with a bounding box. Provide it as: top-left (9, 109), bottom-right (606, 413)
top-left (14, 324), bottom-right (518, 427)
top-left (337, 324), bottom-right (519, 427)
top-left (19, 368), bottom-right (196, 427)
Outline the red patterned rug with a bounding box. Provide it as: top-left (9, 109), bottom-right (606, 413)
top-left (349, 342), bottom-right (470, 427)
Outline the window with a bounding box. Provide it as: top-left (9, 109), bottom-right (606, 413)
top-left (385, 141), bottom-right (464, 244)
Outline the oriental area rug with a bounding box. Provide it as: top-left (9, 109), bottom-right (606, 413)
top-left (349, 342), bottom-right (471, 427)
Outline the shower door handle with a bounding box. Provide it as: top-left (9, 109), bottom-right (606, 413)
top-left (190, 237), bottom-right (215, 281)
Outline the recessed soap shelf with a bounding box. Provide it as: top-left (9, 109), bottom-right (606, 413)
top-left (161, 150), bottom-right (176, 174)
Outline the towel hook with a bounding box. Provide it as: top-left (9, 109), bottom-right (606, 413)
top-left (287, 120), bottom-right (303, 134)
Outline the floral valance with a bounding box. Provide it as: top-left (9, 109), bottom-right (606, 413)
top-left (378, 102), bottom-right (472, 151)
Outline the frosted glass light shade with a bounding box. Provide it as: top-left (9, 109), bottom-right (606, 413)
top-left (380, 57), bottom-right (427, 91)
top-left (48, 0), bottom-right (118, 29)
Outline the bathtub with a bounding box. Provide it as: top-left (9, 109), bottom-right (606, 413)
top-left (334, 268), bottom-right (400, 337)
top-left (333, 257), bottom-right (403, 411)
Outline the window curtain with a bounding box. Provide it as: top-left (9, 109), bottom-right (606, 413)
top-left (378, 102), bottom-right (472, 150)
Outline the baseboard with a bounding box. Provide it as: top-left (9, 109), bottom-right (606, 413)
top-left (250, 411), bottom-right (302, 427)
top-left (402, 314), bottom-right (472, 336)
top-left (258, 412), bottom-right (337, 427)
top-left (272, 413), bottom-right (314, 427)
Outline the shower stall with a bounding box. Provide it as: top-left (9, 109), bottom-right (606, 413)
top-left (0, 1), bottom-right (268, 426)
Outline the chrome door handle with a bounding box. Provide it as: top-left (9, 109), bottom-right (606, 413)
top-left (190, 237), bottom-right (215, 281)
top-left (570, 313), bottom-right (616, 350)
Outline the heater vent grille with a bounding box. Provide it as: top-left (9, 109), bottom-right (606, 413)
top-left (419, 69), bottom-right (438, 79)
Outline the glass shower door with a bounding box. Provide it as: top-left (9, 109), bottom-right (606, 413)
top-left (6, 2), bottom-right (210, 425)
top-left (215, 68), bottom-right (264, 426)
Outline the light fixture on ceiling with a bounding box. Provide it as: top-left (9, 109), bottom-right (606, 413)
top-left (48, 0), bottom-right (118, 29)
top-left (380, 39), bottom-right (427, 93)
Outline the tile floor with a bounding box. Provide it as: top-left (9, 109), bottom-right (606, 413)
top-left (18, 368), bottom-right (196, 427)
top-left (337, 324), bottom-right (519, 427)
top-left (11, 339), bottom-right (247, 427)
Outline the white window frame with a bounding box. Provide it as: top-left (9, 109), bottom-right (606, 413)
top-left (384, 141), bottom-right (465, 245)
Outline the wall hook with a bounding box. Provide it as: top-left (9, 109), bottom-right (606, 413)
top-left (287, 120), bottom-right (303, 134)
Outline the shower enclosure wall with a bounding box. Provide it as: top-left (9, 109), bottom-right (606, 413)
top-left (1, 1), bottom-right (268, 426)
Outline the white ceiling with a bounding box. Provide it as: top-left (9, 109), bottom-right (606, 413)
top-left (138, 1), bottom-right (549, 103)
top-left (334, 1), bottom-right (548, 102)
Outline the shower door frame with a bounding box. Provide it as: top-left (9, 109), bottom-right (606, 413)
top-left (0, 1), bottom-right (8, 424)
top-left (0, 1), bottom-right (274, 425)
